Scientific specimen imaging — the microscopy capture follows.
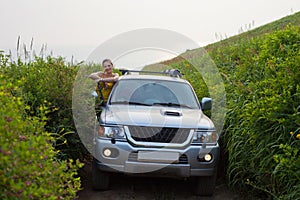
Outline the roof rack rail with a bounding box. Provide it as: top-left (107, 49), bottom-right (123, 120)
top-left (119, 69), bottom-right (183, 78)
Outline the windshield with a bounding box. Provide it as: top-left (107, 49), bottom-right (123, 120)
top-left (109, 79), bottom-right (200, 109)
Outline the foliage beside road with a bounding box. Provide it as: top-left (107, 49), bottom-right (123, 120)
top-left (0, 70), bottom-right (82, 199)
top-left (167, 22), bottom-right (300, 199)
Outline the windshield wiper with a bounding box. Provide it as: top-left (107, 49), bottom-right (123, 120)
top-left (110, 101), bottom-right (193, 108)
top-left (110, 101), bottom-right (152, 106)
top-left (152, 102), bottom-right (193, 109)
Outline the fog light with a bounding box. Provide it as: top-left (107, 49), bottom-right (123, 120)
top-left (204, 154), bottom-right (212, 162)
top-left (103, 148), bottom-right (112, 157)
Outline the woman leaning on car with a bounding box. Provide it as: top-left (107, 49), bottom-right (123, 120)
top-left (89, 59), bottom-right (119, 116)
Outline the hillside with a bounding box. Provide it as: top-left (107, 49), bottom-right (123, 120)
top-left (206, 11), bottom-right (300, 50)
top-left (145, 11), bottom-right (300, 67)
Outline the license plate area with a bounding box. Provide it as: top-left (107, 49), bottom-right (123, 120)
top-left (137, 151), bottom-right (179, 163)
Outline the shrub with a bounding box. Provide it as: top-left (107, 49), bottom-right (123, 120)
top-left (0, 55), bottom-right (88, 160)
top-left (171, 24), bottom-right (300, 199)
top-left (0, 74), bottom-right (82, 199)
top-left (218, 25), bottom-right (300, 199)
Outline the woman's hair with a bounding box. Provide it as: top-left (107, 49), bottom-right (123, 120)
top-left (102, 59), bottom-right (113, 66)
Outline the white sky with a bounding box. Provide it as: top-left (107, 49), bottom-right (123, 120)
top-left (0, 0), bottom-right (299, 65)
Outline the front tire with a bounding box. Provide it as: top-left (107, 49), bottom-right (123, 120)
top-left (92, 159), bottom-right (110, 190)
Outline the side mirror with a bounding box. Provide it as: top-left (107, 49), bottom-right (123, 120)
top-left (201, 97), bottom-right (212, 111)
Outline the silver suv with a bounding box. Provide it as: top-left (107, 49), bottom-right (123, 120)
top-left (92, 70), bottom-right (219, 196)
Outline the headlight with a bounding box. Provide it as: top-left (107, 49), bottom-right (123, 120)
top-left (192, 130), bottom-right (218, 144)
top-left (98, 125), bottom-right (125, 139)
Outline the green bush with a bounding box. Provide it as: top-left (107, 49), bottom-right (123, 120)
top-left (0, 55), bottom-right (87, 160)
top-left (171, 24), bottom-right (300, 199)
top-left (215, 25), bottom-right (300, 199)
top-left (0, 74), bottom-right (82, 199)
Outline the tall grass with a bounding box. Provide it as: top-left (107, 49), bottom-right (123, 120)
top-left (158, 21), bottom-right (300, 198)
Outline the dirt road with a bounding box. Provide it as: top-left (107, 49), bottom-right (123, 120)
top-left (77, 162), bottom-right (241, 200)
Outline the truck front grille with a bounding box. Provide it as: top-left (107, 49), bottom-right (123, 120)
top-left (127, 126), bottom-right (191, 144)
top-left (128, 152), bottom-right (188, 164)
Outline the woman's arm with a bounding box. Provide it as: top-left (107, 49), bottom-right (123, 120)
top-left (89, 72), bottom-right (119, 83)
top-left (101, 73), bottom-right (119, 82)
top-left (89, 72), bottom-right (102, 83)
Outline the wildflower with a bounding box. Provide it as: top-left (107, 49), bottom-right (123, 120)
top-left (296, 134), bottom-right (300, 140)
top-left (5, 116), bottom-right (12, 122)
top-left (19, 135), bottom-right (27, 140)
top-left (26, 181), bottom-right (31, 186)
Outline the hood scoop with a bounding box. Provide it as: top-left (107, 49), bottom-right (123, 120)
top-left (162, 110), bottom-right (182, 117)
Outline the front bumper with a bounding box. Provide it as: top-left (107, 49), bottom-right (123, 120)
top-left (93, 138), bottom-right (219, 177)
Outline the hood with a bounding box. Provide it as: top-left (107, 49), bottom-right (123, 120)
top-left (101, 105), bottom-right (214, 129)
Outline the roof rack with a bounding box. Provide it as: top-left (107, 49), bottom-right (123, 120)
top-left (119, 69), bottom-right (183, 78)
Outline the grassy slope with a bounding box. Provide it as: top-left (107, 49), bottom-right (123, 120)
top-left (205, 11), bottom-right (300, 51)
top-left (144, 11), bottom-right (300, 68)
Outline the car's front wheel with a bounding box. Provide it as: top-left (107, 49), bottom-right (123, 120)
top-left (92, 159), bottom-right (110, 190)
